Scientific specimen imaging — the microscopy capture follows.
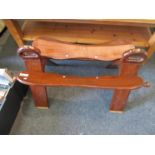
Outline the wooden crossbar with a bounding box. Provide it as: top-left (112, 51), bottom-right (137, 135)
top-left (17, 71), bottom-right (144, 90)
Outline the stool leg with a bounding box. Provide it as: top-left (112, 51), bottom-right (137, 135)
top-left (30, 86), bottom-right (48, 109)
top-left (26, 59), bottom-right (48, 108)
top-left (109, 48), bottom-right (147, 112)
top-left (110, 90), bottom-right (130, 113)
top-left (109, 63), bottom-right (139, 112)
top-left (18, 47), bottom-right (48, 108)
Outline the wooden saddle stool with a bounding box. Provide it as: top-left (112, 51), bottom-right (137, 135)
top-left (17, 37), bottom-right (148, 113)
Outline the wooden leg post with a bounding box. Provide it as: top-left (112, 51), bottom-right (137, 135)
top-left (110, 90), bottom-right (130, 113)
top-left (4, 20), bottom-right (24, 47)
top-left (110, 48), bottom-right (147, 112)
top-left (30, 86), bottom-right (48, 109)
top-left (17, 46), bottom-right (48, 108)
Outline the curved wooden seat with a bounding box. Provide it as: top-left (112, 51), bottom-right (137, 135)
top-left (18, 71), bottom-right (144, 90)
top-left (32, 37), bottom-right (135, 61)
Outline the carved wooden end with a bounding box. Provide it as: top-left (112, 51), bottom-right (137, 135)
top-left (110, 48), bottom-right (147, 113)
top-left (17, 38), bottom-right (148, 112)
top-left (17, 46), bottom-right (48, 109)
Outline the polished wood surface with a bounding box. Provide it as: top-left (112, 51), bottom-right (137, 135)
top-left (33, 37), bottom-right (135, 61)
top-left (23, 21), bottom-right (151, 47)
top-left (20, 47), bottom-right (48, 108)
top-left (110, 50), bottom-right (142, 112)
top-left (17, 71), bottom-right (144, 90)
top-left (110, 90), bottom-right (130, 113)
top-left (17, 38), bottom-right (147, 112)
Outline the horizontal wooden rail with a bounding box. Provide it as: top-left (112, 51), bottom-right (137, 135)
top-left (29, 19), bottom-right (155, 27)
top-left (17, 71), bottom-right (144, 90)
top-left (32, 37), bottom-right (135, 61)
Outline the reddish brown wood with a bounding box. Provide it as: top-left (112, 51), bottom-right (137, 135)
top-left (110, 48), bottom-right (147, 112)
top-left (17, 46), bottom-right (48, 108)
top-left (17, 38), bottom-right (147, 112)
top-left (30, 86), bottom-right (48, 108)
top-left (33, 37), bottom-right (135, 61)
top-left (110, 90), bottom-right (130, 113)
top-left (17, 71), bottom-right (144, 90)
